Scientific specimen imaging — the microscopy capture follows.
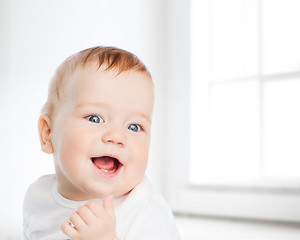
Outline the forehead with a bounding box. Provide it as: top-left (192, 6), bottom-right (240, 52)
top-left (63, 65), bottom-right (154, 114)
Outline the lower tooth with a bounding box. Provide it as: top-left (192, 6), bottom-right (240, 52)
top-left (101, 169), bottom-right (109, 173)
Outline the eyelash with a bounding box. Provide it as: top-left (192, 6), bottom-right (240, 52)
top-left (85, 115), bottom-right (144, 132)
top-left (86, 115), bottom-right (104, 123)
top-left (127, 123), bottom-right (144, 132)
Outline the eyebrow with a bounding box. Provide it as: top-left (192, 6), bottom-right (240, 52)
top-left (76, 102), bottom-right (151, 123)
top-left (76, 102), bottom-right (111, 109)
top-left (135, 112), bottom-right (152, 123)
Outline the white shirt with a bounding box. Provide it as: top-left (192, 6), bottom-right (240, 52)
top-left (23, 174), bottom-right (181, 240)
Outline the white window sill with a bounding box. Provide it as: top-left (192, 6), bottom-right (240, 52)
top-left (175, 215), bottom-right (300, 240)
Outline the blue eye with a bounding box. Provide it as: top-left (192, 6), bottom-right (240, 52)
top-left (127, 124), bottom-right (141, 132)
top-left (87, 115), bottom-right (104, 123)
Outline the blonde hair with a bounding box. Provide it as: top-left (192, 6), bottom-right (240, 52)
top-left (41, 46), bottom-right (151, 117)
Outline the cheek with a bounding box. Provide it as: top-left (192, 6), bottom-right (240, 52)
top-left (131, 137), bottom-right (150, 169)
top-left (53, 122), bottom-right (92, 162)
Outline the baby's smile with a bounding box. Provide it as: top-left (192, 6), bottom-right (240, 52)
top-left (91, 155), bottom-right (123, 178)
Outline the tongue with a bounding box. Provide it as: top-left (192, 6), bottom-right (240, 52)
top-left (93, 157), bottom-right (115, 171)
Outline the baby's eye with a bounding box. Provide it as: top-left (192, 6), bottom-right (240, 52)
top-left (127, 124), bottom-right (142, 132)
top-left (87, 115), bottom-right (104, 123)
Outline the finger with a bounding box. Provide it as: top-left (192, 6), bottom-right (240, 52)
top-left (86, 199), bottom-right (104, 218)
top-left (76, 205), bottom-right (96, 225)
top-left (61, 221), bottom-right (78, 238)
top-left (103, 195), bottom-right (115, 218)
top-left (69, 211), bottom-right (86, 231)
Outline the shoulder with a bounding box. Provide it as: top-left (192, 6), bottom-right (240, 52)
top-left (24, 174), bottom-right (56, 198)
top-left (137, 177), bottom-right (174, 218)
top-left (23, 174), bottom-right (56, 213)
top-left (26, 174), bottom-right (56, 190)
top-left (23, 174), bottom-right (75, 239)
top-left (125, 177), bottom-right (181, 239)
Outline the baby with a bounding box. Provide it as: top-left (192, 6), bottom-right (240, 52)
top-left (23, 46), bottom-right (180, 240)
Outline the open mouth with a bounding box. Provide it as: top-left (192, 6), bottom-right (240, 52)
top-left (91, 156), bottom-right (123, 177)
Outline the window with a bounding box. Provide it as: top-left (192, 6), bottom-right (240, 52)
top-left (191, 0), bottom-right (300, 188)
top-left (166, 0), bottom-right (300, 222)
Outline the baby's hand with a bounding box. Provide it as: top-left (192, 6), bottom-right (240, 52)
top-left (61, 195), bottom-right (119, 240)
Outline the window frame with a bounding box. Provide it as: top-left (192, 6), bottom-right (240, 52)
top-left (164, 0), bottom-right (300, 223)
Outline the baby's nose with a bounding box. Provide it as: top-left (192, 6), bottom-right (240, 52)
top-left (102, 128), bottom-right (126, 147)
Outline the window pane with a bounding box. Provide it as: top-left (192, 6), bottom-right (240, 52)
top-left (262, 0), bottom-right (300, 74)
top-left (211, 0), bottom-right (259, 81)
top-left (264, 79), bottom-right (300, 181)
top-left (191, 81), bottom-right (260, 185)
top-left (190, 0), bottom-right (300, 188)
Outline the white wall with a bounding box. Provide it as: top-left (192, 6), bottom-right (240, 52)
top-left (0, 0), bottom-right (169, 237)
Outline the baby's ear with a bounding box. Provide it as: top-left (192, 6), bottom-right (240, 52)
top-left (38, 115), bottom-right (54, 154)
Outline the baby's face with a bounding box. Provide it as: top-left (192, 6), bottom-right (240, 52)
top-left (50, 65), bottom-right (154, 200)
